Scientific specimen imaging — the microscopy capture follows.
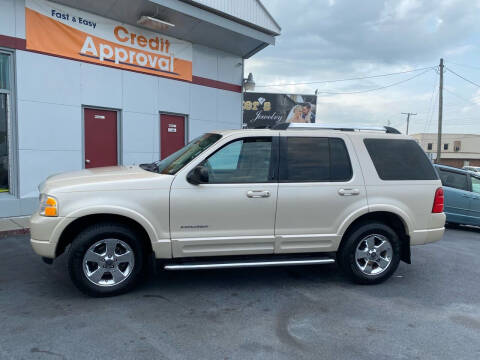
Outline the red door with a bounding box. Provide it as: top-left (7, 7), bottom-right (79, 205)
top-left (84, 108), bottom-right (118, 168)
top-left (160, 114), bottom-right (185, 159)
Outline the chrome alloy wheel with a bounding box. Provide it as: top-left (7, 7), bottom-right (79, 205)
top-left (82, 239), bottom-right (135, 287)
top-left (355, 234), bottom-right (393, 276)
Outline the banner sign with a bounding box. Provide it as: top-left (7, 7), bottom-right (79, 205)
top-left (243, 92), bottom-right (317, 128)
top-left (25, 0), bottom-right (193, 81)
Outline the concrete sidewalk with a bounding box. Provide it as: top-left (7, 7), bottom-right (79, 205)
top-left (0, 216), bottom-right (30, 237)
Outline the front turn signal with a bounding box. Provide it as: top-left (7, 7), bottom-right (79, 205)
top-left (39, 194), bottom-right (58, 217)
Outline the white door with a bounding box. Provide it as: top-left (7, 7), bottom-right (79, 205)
top-left (275, 134), bottom-right (367, 253)
top-left (170, 136), bottom-right (278, 257)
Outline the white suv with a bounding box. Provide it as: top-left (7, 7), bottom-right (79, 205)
top-left (30, 124), bottom-right (445, 296)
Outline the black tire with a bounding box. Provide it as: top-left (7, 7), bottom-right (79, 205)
top-left (337, 222), bottom-right (401, 285)
top-left (68, 222), bottom-right (145, 297)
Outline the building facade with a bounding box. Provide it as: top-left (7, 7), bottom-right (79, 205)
top-left (411, 133), bottom-right (480, 168)
top-left (0, 0), bottom-right (280, 218)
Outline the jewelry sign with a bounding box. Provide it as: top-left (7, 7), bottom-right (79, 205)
top-left (243, 92), bottom-right (317, 129)
top-left (25, 0), bottom-right (193, 81)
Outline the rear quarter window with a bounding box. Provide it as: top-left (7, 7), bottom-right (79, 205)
top-left (364, 138), bottom-right (438, 181)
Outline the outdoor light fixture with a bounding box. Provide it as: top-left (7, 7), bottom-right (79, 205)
top-left (243, 72), bottom-right (255, 91)
top-left (137, 16), bottom-right (175, 31)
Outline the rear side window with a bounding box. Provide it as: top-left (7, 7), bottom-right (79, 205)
top-left (438, 169), bottom-right (468, 191)
top-left (364, 139), bottom-right (438, 181)
top-left (280, 137), bottom-right (352, 182)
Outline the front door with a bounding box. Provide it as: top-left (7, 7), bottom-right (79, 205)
top-left (468, 176), bottom-right (480, 226)
top-left (437, 168), bottom-right (470, 223)
top-left (160, 114), bottom-right (185, 159)
top-left (170, 136), bottom-right (278, 257)
top-left (84, 108), bottom-right (118, 168)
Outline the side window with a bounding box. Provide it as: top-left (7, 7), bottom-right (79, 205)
top-left (203, 137), bottom-right (273, 183)
top-left (364, 139), bottom-right (438, 181)
top-left (438, 169), bottom-right (468, 191)
top-left (280, 137), bottom-right (352, 182)
top-left (471, 177), bottom-right (480, 194)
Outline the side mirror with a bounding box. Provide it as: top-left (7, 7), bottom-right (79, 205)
top-left (187, 165), bottom-right (209, 185)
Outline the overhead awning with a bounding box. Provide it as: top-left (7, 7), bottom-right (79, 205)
top-left (52, 0), bottom-right (279, 58)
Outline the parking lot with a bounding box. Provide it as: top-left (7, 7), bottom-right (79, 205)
top-left (0, 227), bottom-right (479, 360)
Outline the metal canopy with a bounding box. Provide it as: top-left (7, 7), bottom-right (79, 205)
top-left (52, 0), bottom-right (278, 58)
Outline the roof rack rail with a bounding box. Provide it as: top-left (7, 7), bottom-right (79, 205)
top-left (271, 123), bottom-right (401, 134)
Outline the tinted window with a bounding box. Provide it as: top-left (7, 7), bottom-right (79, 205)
top-left (364, 139), bottom-right (438, 181)
top-left (281, 137), bottom-right (352, 182)
top-left (204, 137), bottom-right (272, 183)
top-left (438, 169), bottom-right (468, 191)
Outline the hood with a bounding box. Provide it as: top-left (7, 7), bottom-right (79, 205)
top-left (40, 165), bottom-right (172, 194)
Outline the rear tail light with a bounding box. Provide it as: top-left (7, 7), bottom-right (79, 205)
top-left (432, 187), bottom-right (444, 213)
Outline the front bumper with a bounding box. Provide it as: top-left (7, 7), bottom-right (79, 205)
top-left (29, 213), bottom-right (65, 259)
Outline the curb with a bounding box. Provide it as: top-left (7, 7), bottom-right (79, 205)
top-left (0, 228), bottom-right (30, 238)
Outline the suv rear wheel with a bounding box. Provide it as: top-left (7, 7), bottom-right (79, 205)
top-left (67, 223), bottom-right (145, 297)
top-left (338, 222), bottom-right (401, 284)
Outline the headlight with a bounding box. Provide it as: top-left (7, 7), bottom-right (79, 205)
top-left (39, 194), bottom-right (58, 217)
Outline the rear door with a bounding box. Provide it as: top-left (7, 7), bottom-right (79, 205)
top-left (437, 168), bottom-right (471, 223)
top-left (274, 134), bottom-right (367, 253)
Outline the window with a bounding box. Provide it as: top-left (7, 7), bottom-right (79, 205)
top-left (280, 137), bottom-right (352, 182)
top-left (472, 177), bottom-right (480, 194)
top-left (438, 169), bottom-right (468, 191)
top-left (0, 53), bottom-right (11, 193)
top-left (203, 137), bottom-right (273, 183)
top-left (427, 143), bottom-right (433, 150)
top-left (444, 143), bottom-right (449, 150)
top-left (364, 139), bottom-right (438, 181)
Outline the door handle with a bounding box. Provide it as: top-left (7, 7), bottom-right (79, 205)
top-left (85, 159), bottom-right (91, 164)
top-left (338, 188), bottom-right (360, 196)
top-left (247, 190), bottom-right (270, 198)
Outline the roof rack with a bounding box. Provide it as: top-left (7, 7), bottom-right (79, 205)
top-left (271, 123), bottom-right (401, 134)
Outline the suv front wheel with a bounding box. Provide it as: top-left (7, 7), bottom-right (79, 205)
top-left (338, 222), bottom-right (401, 284)
top-left (67, 223), bottom-right (145, 297)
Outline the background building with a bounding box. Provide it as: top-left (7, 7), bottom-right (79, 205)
top-left (0, 0), bottom-right (281, 218)
top-left (411, 133), bottom-right (480, 168)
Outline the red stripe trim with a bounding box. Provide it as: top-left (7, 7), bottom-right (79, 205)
top-left (0, 35), bottom-right (242, 93)
top-left (0, 34), bottom-right (26, 50)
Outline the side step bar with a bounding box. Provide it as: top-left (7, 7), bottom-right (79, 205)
top-left (164, 258), bottom-right (335, 271)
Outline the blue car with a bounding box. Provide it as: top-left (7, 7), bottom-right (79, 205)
top-left (435, 165), bottom-right (480, 226)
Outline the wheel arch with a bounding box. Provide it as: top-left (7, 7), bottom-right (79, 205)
top-left (339, 211), bottom-right (411, 264)
top-left (56, 213), bottom-right (154, 258)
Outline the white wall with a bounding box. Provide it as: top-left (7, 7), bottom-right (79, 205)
top-left (0, 0), bottom-right (25, 39)
top-left (15, 46), bottom-right (242, 198)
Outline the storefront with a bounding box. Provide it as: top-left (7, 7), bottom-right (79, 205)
top-left (0, 0), bottom-right (280, 218)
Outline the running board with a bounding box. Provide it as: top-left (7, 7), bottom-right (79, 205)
top-left (164, 257), bottom-right (335, 271)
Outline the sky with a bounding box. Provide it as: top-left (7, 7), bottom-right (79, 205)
top-left (245, 0), bottom-right (480, 134)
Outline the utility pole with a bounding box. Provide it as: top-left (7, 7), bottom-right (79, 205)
top-left (436, 58), bottom-right (444, 164)
top-left (401, 112), bottom-right (417, 135)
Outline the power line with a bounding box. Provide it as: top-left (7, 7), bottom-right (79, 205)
top-left (446, 67), bottom-right (480, 88)
top-left (446, 60), bottom-right (480, 71)
top-left (314, 69), bottom-right (433, 95)
top-left (254, 66), bottom-right (435, 88)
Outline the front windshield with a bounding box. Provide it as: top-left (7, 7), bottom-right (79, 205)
top-left (142, 133), bottom-right (221, 175)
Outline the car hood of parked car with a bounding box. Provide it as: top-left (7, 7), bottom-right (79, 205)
top-left (39, 165), bottom-right (173, 194)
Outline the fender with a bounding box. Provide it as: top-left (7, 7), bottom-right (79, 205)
top-left (366, 204), bottom-right (413, 235)
top-left (337, 204), bottom-right (413, 237)
top-left (49, 205), bottom-right (161, 248)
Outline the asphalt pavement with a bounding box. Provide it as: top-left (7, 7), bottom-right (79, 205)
top-left (0, 227), bottom-right (479, 360)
